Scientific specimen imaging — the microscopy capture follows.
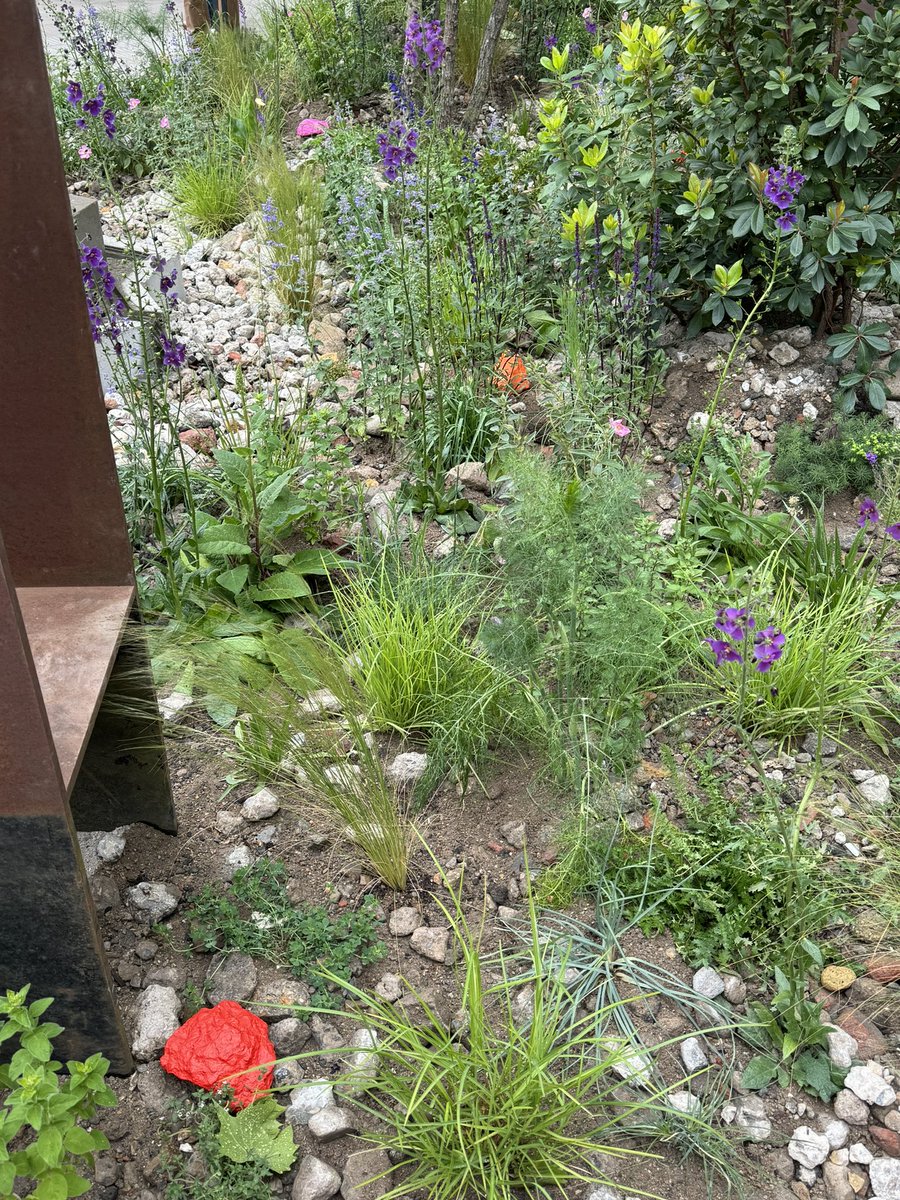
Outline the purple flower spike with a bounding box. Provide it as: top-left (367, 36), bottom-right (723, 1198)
top-left (775, 212), bottom-right (797, 233)
top-left (887, 523), bottom-right (900, 541)
top-left (66, 79), bottom-right (83, 106)
top-left (706, 638), bottom-right (743, 667)
top-left (82, 83), bottom-right (105, 117)
top-left (159, 335), bottom-right (186, 369)
top-left (377, 119), bottom-right (418, 182)
top-left (753, 626), bottom-right (786, 673)
top-left (714, 606), bottom-right (755, 642)
top-left (858, 497), bottom-right (880, 528)
top-left (865, 450), bottom-right (879, 465)
top-left (404, 11), bottom-right (445, 72)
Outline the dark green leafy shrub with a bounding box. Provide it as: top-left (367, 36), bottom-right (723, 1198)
top-left (609, 759), bottom-right (839, 966)
top-left (183, 861), bottom-right (385, 1007)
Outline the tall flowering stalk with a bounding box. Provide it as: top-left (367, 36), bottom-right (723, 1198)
top-left (404, 12), bottom-right (446, 72)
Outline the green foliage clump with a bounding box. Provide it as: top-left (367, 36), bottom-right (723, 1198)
top-left (163, 1095), bottom-right (277, 1200)
top-left (255, 152), bottom-right (324, 324)
top-left (742, 942), bottom-right (848, 1103)
top-left (486, 450), bottom-right (675, 774)
top-left (333, 545), bottom-right (525, 785)
top-left (183, 861), bottom-right (385, 1007)
top-left (773, 417), bottom-right (878, 500)
top-left (610, 760), bottom-right (838, 966)
top-left (325, 874), bottom-right (659, 1200)
top-left (537, 4), bottom-right (900, 331)
top-left (0, 988), bottom-right (116, 1200)
top-left (173, 141), bottom-right (250, 235)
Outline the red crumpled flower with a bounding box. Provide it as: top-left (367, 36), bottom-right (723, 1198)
top-left (160, 1001), bottom-right (275, 1109)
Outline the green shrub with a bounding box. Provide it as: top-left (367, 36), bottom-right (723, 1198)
top-left (0, 988), bottom-right (116, 1199)
top-left (486, 450), bottom-right (676, 775)
top-left (163, 1094), bottom-right (279, 1200)
top-left (610, 758), bottom-right (839, 966)
top-left (536, 5), bottom-right (900, 331)
top-left (173, 141), bottom-right (250, 235)
top-left (772, 417), bottom-right (877, 501)
top-left (184, 861), bottom-right (385, 1007)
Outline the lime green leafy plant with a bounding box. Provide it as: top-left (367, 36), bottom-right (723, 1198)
top-left (216, 1098), bottom-right (296, 1173)
top-left (0, 988), bottom-right (116, 1200)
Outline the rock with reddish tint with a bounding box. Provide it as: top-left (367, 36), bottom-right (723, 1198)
top-left (872, 1126), bottom-right (900, 1158)
top-left (868, 956), bottom-right (900, 984)
top-left (837, 1010), bottom-right (889, 1058)
top-left (179, 427), bottom-right (217, 454)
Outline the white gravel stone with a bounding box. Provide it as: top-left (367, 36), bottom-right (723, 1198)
top-left (292, 1155), bottom-right (341, 1200)
top-left (844, 1064), bottom-right (896, 1107)
top-left (308, 1106), bottom-right (357, 1143)
top-left (410, 926), bottom-right (450, 963)
top-left (127, 881), bottom-right (179, 923)
top-left (827, 1026), bottom-right (859, 1069)
top-left (97, 828), bottom-right (127, 863)
top-left (132, 985), bottom-right (180, 1061)
top-left (388, 907), bottom-right (423, 936)
top-left (287, 1080), bottom-right (335, 1126)
top-left (824, 1119), bottom-right (850, 1149)
top-left (858, 774), bottom-right (892, 806)
top-left (385, 752), bottom-right (429, 785)
top-left (692, 966), bottom-right (725, 998)
top-left (242, 787), bottom-right (281, 821)
top-left (833, 1089), bottom-right (870, 1125)
top-left (680, 1037), bottom-right (709, 1073)
top-left (734, 1096), bottom-right (772, 1142)
top-left (788, 1126), bottom-right (830, 1169)
top-left (870, 1156), bottom-right (900, 1198)
top-left (849, 1143), bottom-right (873, 1164)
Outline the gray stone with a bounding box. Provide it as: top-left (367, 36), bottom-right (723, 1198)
top-left (410, 926), bottom-right (450, 963)
top-left (269, 1017), bottom-right (311, 1056)
top-left (500, 821), bottom-right (526, 849)
top-left (833, 1088), bottom-right (870, 1125)
top-left (215, 808), bottom-right (244, 836)
top-left (785, 326), bottom-right (813, 349)
top-left (252, 977), bottom-right (311, 1020)
top-left (824, 1119), bottom-right (850, 1149)
top-left (657, 518), bottom-right (677, 540)
top-left (385, 752), bottom-right (429, 785)
top-left (769, 341), bottom-right (800, 366)
top-left (444, 461), bottom-right (490, 493)
top-left (374, 973), bottom-right (403, 1002)
top-left (307, 1106), bottom-right (357, 1143)
top-left (286, 1080), bottom-right (334, 1126)
top-left (242, 787), bottom-right (281, 821)
top-left (734, 1096), bottom-right (772, 1143)
top-left (132, 985), bottom-right (180, 1061)
top-left (292, 1155), bottom-right (341, 1200)
top-left (135, 1061), bottom-right (182, 1116)
top-left (223, 845), bottom-right (254, 879)
top-left (206, 952), bottom-right (258, 1005)
top-left (870, 1156), bottom-right (900, 1198)
top-left (127, 881), bottom-right (180, 923)
top-left (687, 411), bottom-right (710, 434)
top-left (827, 1026), bottom-right (858, 1069)
top-left (844, 1063), bottom-right (896, 1106)
top-left (97, 828), bottom-right (127, 863)
top-left (311, 1015), bottom-right (345, 1050)
top-left (788, 1126), bottom-right (830, 1169)
top-left (802, 731), bottom-right (837, 756)
top-left (823, 1162), bottom-right (855, 1200)
top-left (667, 1091), bottom-right (701, 1116)
top-left (340, 1149), bottom-right (392, 1200)
top-left (679, 1037), bottom-right (709, 1072)
top-left (586, 1188), bottom-right (623, 1200)
top-left (692, 966), bottom-right (725, 998)
top-left (723, 974), bottom-right (747, 1004)
top-left (849, 1143), bottom-right (873, 1164)
top-left (858, 774), bottom-right (892, 806)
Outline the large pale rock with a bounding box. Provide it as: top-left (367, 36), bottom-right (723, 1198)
top-left (132, 985), bottom-right (180, 1061)
top-left (788, 1126), bottom-right (830, 1169)
top-left (844, 1063), bottom-right (895, 1106)
top-left (292, 1155), bottom-right (341, 1200)
top-left (286, 1080), bottom-right (334, 1126)
top-left (340, 1149), bottom-right (392, 1200)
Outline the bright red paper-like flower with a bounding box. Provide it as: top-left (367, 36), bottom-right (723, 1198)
top-left (160, 1001), bottom-right (275, 1109)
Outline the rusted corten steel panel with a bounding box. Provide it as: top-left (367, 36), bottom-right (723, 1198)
top-left (0, 0), bottom-right (133, 588)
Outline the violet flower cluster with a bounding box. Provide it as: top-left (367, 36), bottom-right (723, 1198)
top-left (159, 335), bottom-right (186, 369)
top-left (858, 497), bottom-right (900, 540)
top-left (81, 244), bottom-right (126, 353)
top-left (377, 120), bottom-right (419, 182)
top-left (66, 79), bottom-right (116, 139)
top-left (763, 164), bottom-right (805, 233)
top-left (705, 607), bottom-right (786, 674)
top-left (403, 12), bottom-right (445, 72)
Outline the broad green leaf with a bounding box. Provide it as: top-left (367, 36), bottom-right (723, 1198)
top-left (63, 1126), bottom-right (102, 1155)
top-left (844, 102), bottom-right (860, 131)
top-left (247, 570), bottom-right (313, 602)
top-left (216, 1099), bottom-right (297, 1173)
top-left (741, 1054), bottom-right (779, 1090)
top-left (213, 449), bottom-right (251, 488)
top-left (33, 1170), bottom-right (68, 1200)
top-left (216, 564), bottom-right (251, 595)
top-left (197, 526), bottom-right (253, 558)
